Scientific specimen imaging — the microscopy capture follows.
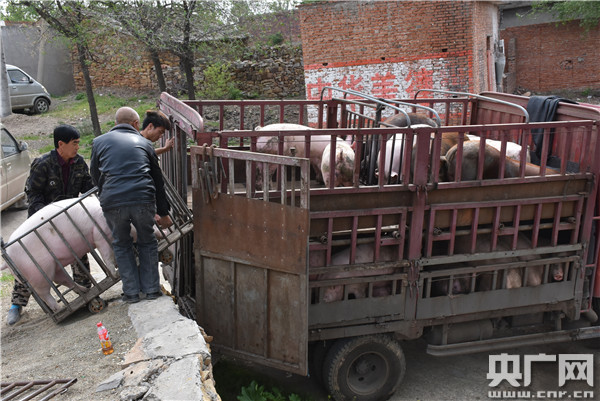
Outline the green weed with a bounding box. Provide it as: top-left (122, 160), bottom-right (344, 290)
top-left (214, 360), bottom-right (316, 401)
top-left (49, 93), bottom-right (156, 121)
top-left (237, 380), bottom-right (307, 401)
top-left (0, 273), bottom-right (15, 297)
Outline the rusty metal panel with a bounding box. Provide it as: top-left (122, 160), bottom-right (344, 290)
top-left (197, 255), bottom-right (307, 373)
top-left (416, 281), bottom-right (576, 320)
top-left (192, 147), bottom-right (309, 376)
top-left (195, 194), bottom-right (308, 275)
top-left (197, 256), bottom-right (235, 346)
top-left (268, 270), bottom-right (306, 366)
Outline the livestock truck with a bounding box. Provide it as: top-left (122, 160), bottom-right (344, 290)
top-left (158, 88), bottom-right (600, 400)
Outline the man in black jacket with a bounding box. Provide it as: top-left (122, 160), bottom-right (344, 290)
top-left (7, 125), bottom-right (95, 325)
top-left (90, 107), bottom-right (172, 304)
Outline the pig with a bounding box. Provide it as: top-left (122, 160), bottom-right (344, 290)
top-left (466, 134), bottom-right (530, 162)
top-left (430, 270), bottom-right (473, 296)
top-left (412, 131), bottom-right (471, 183)
top-left (1, 196), bottom-right (115, 311)
top-left (453, 233), bottom-right (543, 291)
top-left (377, 124), bottom-right (437, 184)
top-left (254, 123), bottom-right (335, 188)
top-left (375, 113), bottom-right (438, 184)
top-left (381, 112), bottom-right (440, 128)
top-left (317, 243), bottom-right (398, 302)
top-left (321, 139), bottom-right (355, 187)
top-left (443, 140), bottom-right (559, 182)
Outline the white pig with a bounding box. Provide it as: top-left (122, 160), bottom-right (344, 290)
top-left (321, 139), bottom-right (355, 187)
top-left (317, 243), bottom-right (398, 302)
top-left (466, 134), bottom-right (530, 162)
top-left (255, 124), bottom-right (316, 188)
top-left (1, 196), bottom-right (115, 311)
top-left (254, 124), bottom-right (341, 187)
top-left (377, 124), bottom-right (436, 184)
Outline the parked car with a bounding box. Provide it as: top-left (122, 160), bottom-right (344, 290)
top-left (6, 64), bottom-right (51, 114)
top-left (0, 123), bottom-right (30, 211)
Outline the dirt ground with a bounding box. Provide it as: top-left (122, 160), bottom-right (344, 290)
top-left (0, 206), bottom-right (141, 400)
top-left (0, 92), bottom-right (162, 400)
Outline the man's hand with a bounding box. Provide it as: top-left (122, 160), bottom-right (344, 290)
top-left (155, 214), bottom-right (173, 229)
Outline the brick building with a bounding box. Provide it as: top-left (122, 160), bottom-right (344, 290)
top-left (500, 3), bottom-right (600, 93)
top-left (298, 0), bottom-right (502, 104)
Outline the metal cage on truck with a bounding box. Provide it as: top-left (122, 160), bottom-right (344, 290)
top-left (159, 89), bottom-right (600, 401)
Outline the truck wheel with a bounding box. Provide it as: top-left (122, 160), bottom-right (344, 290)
top-left (323, 334), bottom-right (406, 401)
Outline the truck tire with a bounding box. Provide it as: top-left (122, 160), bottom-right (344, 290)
top-left (323, 334), bottom-right (406, 401)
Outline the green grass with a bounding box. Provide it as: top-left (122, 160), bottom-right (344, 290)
top-left (0, 273), bottom-right (15, 297)
top-left (46, 92), bottom-right (157, 159)
top-left (49, 92), bottom-right (156, 121)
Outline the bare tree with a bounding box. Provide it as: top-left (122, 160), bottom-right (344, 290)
top-left (20, 0), bottom-right (102, 136)
top-left (96, 0), bottom-right (169, 93)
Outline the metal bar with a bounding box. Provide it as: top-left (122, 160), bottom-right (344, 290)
top-left (1, 378), bottom-right (77, 401)
top-left (427, 326), bottom-right (600, 357)
top-left (414, 89), bottom-right (530, 123)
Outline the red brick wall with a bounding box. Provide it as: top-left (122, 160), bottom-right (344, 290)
top-left (500, 20), bottom-right (600, 92)
top-left (472, 1), bottom-right (499, 92)
top-left (299, 0), bottom-right (498, 101)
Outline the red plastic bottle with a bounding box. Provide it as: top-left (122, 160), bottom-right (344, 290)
top-left (97, 322), bottom-right (114, 355)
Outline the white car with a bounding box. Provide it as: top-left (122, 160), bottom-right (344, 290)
top-left (6, 64), bottom-right (52, 114)
top-left (1, 123), bottom-right (30, 211)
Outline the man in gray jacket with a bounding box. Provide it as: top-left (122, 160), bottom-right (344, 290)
top-left (90, 107), bottom-right (172, 303)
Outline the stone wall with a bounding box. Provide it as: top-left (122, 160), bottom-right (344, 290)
top-left (227, 46), bottom-right (305, 98)
top-left (71, 16), bottom-right (306, 99)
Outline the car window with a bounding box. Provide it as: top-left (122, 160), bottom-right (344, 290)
top-left (8, 69), bottom-right (29, 83)
top-left (1, 128), bottom-right (19, 158)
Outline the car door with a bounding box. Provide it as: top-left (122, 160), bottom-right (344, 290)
top-left (7, 68), bottom-right (34, 109)
top-left (1, 127), bottom-right (30, 209)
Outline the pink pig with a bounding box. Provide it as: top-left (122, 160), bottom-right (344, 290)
top-left (318, 244), bottom-right (398, 302)
top-left (321, 139), bottom-right (355, 188)
top-left (1, 196), bottom-right (116, 311)
top-left (254, 123), bottom-right (338, 187)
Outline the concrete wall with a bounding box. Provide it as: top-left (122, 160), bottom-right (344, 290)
top-left (1, 22), bottom-right (74, 96)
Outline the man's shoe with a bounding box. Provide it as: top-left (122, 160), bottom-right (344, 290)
top-left (145, 291), bottom-right (162, 300)
top-left (7, 305), bottom-right (22, 325)
top-left (122, 294), bottom-right (140, 304)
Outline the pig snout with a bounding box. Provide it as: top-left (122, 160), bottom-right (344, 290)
top-left (432, 275), bottom-right (471, 296)
top-left (551, 264), bottom-right (564, 282)
top-left (322, 283), bottom-right (366, 302)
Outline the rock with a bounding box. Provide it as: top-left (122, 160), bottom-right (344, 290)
top-left (143, 356), bottom-right (205, 401)
top-left (120, 384), bottom-right (150, 401)
top-left (96, 370), bottom-right (124, 392)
